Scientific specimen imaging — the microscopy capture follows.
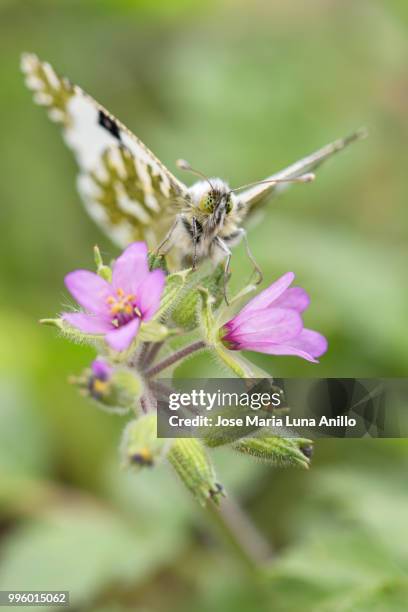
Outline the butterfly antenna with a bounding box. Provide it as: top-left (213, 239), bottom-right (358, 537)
top-left (176, 159), bottom-right (214, 190)
top-left (230, 173), bottom-right (315, 193)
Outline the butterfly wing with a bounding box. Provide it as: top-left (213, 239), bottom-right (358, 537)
top-left (21, 53), bottom-right (189, 248)
top-left (239, 129), bottom-right (367, 219)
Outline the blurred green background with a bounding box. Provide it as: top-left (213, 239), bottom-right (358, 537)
top-left (1, 0), bottom-right (408, 610)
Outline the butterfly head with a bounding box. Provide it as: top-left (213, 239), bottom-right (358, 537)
top-left (190, 178), bottom-right (236, 223)
top-left (194, 179), bottom-right (234, 216)
top-left (177, 160), bottom-right (236, 224)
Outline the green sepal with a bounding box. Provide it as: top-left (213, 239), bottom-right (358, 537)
top-left (167, 438), bottom-right (224, 507)
top-left (138, 320), bottom-right (178, 343)
top-left (154, 268), bottom-right (192, 320)
top-left (232, 436), bottom-right (313, 469)
top-left (39, 318), bottom-right (64, 329)
top-left (120, 414), bottom-right (170, 469)
top-left (214, 345), bottom-right (255, 378)
top-left (93, 245), bottom-right (112, 282)
top-left (41, 317), bottom-right (101, 344)
top-left (110, 369), bottom-right (143, 409)
top-left (213, 344), bottom-right (273, 378)
top-left (172, 265), bottom-right (224, 331)
top-left (197, 287), bottom-right (218, 345)
top-left (197, 289), bottom-right (263, 378)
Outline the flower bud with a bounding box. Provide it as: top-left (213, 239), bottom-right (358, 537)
top-left (232, 436), bottom-right (313, 469)
top-left (120, 414), bottom-right (169, 469)
top-left (71, 359), bottom-right (142, 413)
top-left (168, 438), bottom-right (224, 506)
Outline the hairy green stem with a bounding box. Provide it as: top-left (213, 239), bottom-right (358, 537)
top-left (206, 496), bottom-right (273, 573)
top-left (145, 340), bottom-right (206, 378)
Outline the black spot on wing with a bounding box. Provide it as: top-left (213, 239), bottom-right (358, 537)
top-left (98, 110), bottom-right (121, 140)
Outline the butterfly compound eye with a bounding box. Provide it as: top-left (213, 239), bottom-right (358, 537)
top-left (199, 194), bottom-right (215, 213)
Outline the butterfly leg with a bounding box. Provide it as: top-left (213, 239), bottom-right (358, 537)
top-left (155, 217), bottom-right (180, 256)
top-left (215, 236), bottom-right (232, 305)
top-left (191, 216), bottom-right (199, 271)
top-left (238, 228), bottom-right (263, 285)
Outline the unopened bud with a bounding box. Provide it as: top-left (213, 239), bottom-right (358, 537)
top-left (71, 359), bottom-right (142, 413)
top-left (121, 414), bottom-right (169, 469)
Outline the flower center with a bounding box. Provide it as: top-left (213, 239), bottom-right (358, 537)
top-left (107, 288), bottom-right (141, 327)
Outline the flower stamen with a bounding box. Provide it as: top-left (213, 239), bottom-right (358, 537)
top-left (106, 288), bottom-right (138, 326)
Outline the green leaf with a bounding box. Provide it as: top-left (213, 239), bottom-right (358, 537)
top-left (0, 503), bottom-right (185, 608)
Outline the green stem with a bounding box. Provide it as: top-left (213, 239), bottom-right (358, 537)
top-left (206, 496), bottom-right (273, 573)
top-left (145, 340), bottom-right (206, 378)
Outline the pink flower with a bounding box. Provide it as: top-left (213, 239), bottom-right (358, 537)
top-left (221, 272), bottom-right (327, 363)
top-left (62, 243), bottom-right (165, 352)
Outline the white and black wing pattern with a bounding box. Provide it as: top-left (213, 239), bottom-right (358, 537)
top-left (21, 53), bottom-right (189, 248)
top-left (239, 129), bottom-right (367, 219)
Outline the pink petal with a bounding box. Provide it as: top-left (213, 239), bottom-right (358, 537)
top-left (272, 287), bottom-right (310, 313)
top-left (233, 272), bottom-right (295, 323)
top-left (105, 318), bottom-right (141, 352)
top-left (91, 359), bottom-right (113, 379)
top-left (242, 329), bottom-right (328, 363)
top-left (243, 342), bottom-right (320, 363)
top-left (65, 270), bottom-right (111, 316)
top-left (62, 312), bottom-right (112, 334)
top-left (137, 269), bottom-right (166, 321)
top-left (112, 242), bottom-right (149, 294)
top-left (286, 328), bottom-right (328, 358)
top-left (224, 308), bottom-right (303, 345)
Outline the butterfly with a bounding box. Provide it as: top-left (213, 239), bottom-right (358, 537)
top-left (21, 53), bottom-right (366, 297)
